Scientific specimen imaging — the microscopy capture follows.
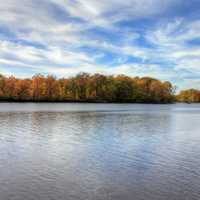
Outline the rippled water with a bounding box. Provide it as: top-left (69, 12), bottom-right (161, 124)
top-left (0, 103), bottom-right (200, 200)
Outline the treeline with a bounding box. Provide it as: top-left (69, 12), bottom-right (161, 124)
top-left (0, 73), bottom-right (175, 103)
top-left (176, 89), bottom-right (200, 103)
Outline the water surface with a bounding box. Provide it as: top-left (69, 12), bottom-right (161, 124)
top-left (0, 103), bottom-right (200, 200)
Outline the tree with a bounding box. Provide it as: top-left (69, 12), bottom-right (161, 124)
top-left (74, 73), bottom-right (90, 100)
top-left (45, 75), bottom-right (59, 100)
top-left (0, 73), bottom-right (176, 103)
top-left (16, 79), bottom-right (32, 100)
top-left (176, 89), bottom-right (200, 103)
top-left (4, 76), bottom-right (17, 100)
top-left (0, 74), bottom-right (5, 99)
top-left (31, 74), bottom-right (46, 100)
top-left (115, 75), bottom-right (135, 102)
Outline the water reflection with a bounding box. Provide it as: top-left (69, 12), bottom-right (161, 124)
top-left (0, 103), bottom-right (200, 200)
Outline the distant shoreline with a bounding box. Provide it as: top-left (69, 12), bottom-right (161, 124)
top-left (0, 101), bottom-right (197, 105)
top-left (1, 73), bottom-right (200, 103)
top-left (0, 100), bottom-right (173, 104)
top-left (0, 100), bottom-right (186, 104)
top-left (0, 73), bottom-right (175, 104)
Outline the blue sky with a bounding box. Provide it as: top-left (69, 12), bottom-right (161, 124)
top-left (0, 0), bottom-right (200, 90)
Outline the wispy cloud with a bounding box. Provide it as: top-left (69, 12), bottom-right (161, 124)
top-left (0, 0), bottom-right (200, 89)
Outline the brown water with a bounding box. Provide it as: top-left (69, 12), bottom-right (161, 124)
top-left (0, 103), bottom-right (200, 200)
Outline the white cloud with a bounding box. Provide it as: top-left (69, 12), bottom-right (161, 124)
top-left (0, 0), bottom-right (200, 90)
top-left (146, 18), bottom-right (200, 74)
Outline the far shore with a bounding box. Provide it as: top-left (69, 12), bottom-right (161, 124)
top-left (0, 100), bottom-right (194, 104)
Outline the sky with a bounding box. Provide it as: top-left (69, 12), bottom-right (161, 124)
top-left (0, 0), bottom-right (200, 90)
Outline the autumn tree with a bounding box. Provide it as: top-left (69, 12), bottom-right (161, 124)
top-left (15, 79), bottom-right (32, 100)
top-left (88, 74), bottom-right (116, 101)
top-left (31, 74), bottom-right (46, 100)
top-left (74, 73), bottom-right (90, 100)
top-left (176, 89), bottom-right (200, 103)
top-left (114, 75), bottom-right (135, 102)
top-left (0, 73), bottom-right (176, 103)
top-left (0, 74), bottom-right (5, 99)
top-left (58, 78), bottom-right (69, 100)
top-left (4, 76), bottom-right (17, 100)
top-left (45, 75), bottom-right (59, 100)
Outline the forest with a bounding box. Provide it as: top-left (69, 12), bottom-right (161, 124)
top-left (0, 72), bottom-right (198, 103)
top-left (0, 73), bottom-right (177, 103)
top-left (176, 89), bottom-right (200, 103)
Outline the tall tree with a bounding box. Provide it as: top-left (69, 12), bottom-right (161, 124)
top-left (16, 79), bottom-right (32, 100)
top-left (4, 76), bottom-right (17, 100)
top-left (0, 74), bottom-right (5, 99)
top-left (31, 74), bottom-right (46, 100)
top-left (45, 75), bottom-right (59, 100)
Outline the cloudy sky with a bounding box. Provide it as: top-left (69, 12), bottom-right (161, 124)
top-left (0, 0), bottom-right (200, 89)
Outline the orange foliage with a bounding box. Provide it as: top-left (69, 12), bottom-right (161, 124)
top-left (0, 73), bottom-right (176, 103)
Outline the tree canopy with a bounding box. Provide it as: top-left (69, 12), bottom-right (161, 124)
top-left (176, 89), bottom-right (200, 103)
top-left (0, 73), bottom-right (176, 103)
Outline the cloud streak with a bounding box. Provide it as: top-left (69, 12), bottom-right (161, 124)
top-left (0, 0), bottom-right (200, 90)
